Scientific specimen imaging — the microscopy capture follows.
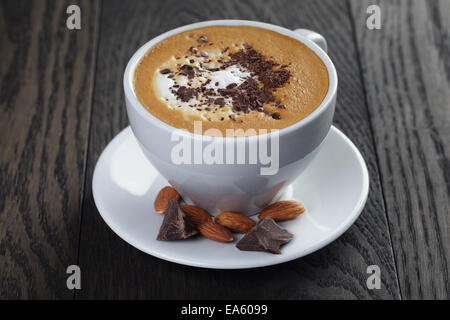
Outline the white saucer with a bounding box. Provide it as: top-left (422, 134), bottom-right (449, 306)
top-left (92, 126), bottom-right (369, 269)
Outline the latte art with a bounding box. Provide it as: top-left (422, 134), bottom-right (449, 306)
top-left (134, 26), bottom-right (329, 136)
top-left (155, 42), bottom-right (291, 122)
top-left (155, 50), bottom-right (252, 121)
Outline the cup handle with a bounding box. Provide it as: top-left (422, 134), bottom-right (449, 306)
top-left (293, 28), bottom-right (328, 53)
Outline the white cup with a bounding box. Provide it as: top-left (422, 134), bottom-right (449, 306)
top-left (124, 20), bottom-right (337, 215)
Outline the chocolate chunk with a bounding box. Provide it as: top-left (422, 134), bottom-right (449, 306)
top-left (180, 64), bottom-right (195, 79)
top-left (236, 217), bottom-right (293, 254)
top-left (175, 86), bottom-right (197, 102)
top-left (218, 88), bottom-right (237, 96)
top-left (188, 46), bottom-right (197, 54)
top-left (260, 69), bottom-right (290, 88)
top-left (159, 68), bottom-right (172, 74)
top-left (157, 200), bottom-right (198, 241)
top-left (273, 103), bottom-right (286, 109)
top-left (214, 98), bottom-right (225, 106)
top-left (271, 112), bottom-right (281, 120)
top-left (214, 43), bottom-right (291, 117)
top-left (175, 41), bottom-right (291, 118)
top-left (197, 35), bottom-right (208, 43)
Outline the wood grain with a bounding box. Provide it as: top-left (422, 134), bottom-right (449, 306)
top-left (77, 0), bottom-right (400, 299)
top-left (0, 0), bottom-right (100, 298)
top-left (350, 0), bottom-right (450, 299)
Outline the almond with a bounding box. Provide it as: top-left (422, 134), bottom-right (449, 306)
top-left (198, 221), bottom-right (234, 242)
top-left (180, 204), bottom-right (212, 226)
top-left (214, 212), bottom-right (256, 233)
top-left (154, 186), bottom-right (180, 213)
top-left (258, 200), bottom-right (305, 221)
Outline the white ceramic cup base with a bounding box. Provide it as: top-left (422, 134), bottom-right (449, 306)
top-left (92, 125), bottom-right (369, 269)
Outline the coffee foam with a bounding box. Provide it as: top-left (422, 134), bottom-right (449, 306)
top-left (154, 50), bottom-right (252, 121)
top-left (133, 26), bottom-right (329, 136)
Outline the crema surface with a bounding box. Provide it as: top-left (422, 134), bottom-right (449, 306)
top-left (134, 26), bottom-right (329, 136)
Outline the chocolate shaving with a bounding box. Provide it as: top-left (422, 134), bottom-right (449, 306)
top-left (163, 42), bottom-right (291, 119)
top-left (214, 98), bottom-right (225, 106)
top-left (260, 69), bottom-right (290, 88)
top-left (197, 35), bottom-right (208, 43)
top-left (159, 68), bottom-right (172, 74)
top-left (271, 112), bottom-right (281, 120)
top-left (215, 44), bottom-right (290, 116)
top-left (273, 103), bottom-right (287, 109)
top-left (280, 62), bottom-right (292, 68)
top-left (179, 64), bottom-right (195, 79)
top-left (175, 86), bottom-right (197, 102)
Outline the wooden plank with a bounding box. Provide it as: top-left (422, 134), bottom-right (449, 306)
top-left (78, 0), bottom-right (400, 299)
top-left (350, 0), bottom-right (450, 299)
top-left (0, 0), bottom-right (100, 298)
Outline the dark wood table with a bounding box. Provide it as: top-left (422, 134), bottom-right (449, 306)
top-left (1, 0), bottom-right (449, 299)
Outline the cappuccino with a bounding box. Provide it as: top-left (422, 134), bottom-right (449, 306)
top-left (134, 26), bottom-right (328, 136)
